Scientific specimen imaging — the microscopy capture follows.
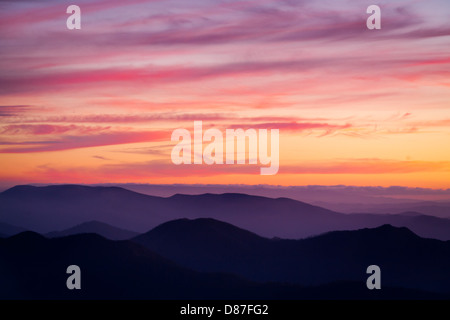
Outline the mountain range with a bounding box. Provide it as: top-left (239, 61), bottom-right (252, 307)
top-left (0, 231), bottom-right (264, 300)
top-left (133, 219), bottom-right (450, 293)
top-left (1, 185), bottom-right (449, 240)
top-left (90, 183), bottom-right (450, 218)
top-left (0, 183), bottom-right (449, 299)
top-left (1, 222), bottom-right (449, 299)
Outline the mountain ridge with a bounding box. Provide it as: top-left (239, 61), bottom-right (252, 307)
top-left (1, 184), bottom-right (450, 240)
top-left (1, 226), bottom-right (449, 299)
top-left (45, 220), bottom-right (139, 240)
top-left (133, 218), bottom-right (450, 293)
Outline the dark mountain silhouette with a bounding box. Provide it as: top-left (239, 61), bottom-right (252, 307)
top-left (45, 221), bottom-right (138, 240)
top-left (134, 219), bottom-right (450, 294)
top-left (133, 218), bottom-right (269, 274)
top-left (1, 185), bottom-right (450, 240)
top-left (0, 230), bottom-right (447, 300)
top-left (0, 221), bottom-right (27, 237)
top-left (336, 212), bottom-right (450, 241)
top-left (0, 231), bottom-right (265, 299)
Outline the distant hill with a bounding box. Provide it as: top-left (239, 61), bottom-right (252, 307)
top-left (315, 201), bottom-right (450, 218)
top-left (134, 219), bottom-right (450, 294)
top-left (0, 230), bottom-right (447, 299)
top-left (1, 185), bottom-right (450, 240)
top-left (0, 185), bottom-right (162, 233)
top-left (101, 183), bottom-right (450, 216)
top-left (339, 212), bottom-right (450, 241)
top-left (46, 221), bottom-right (138, 240)
top-left (0, 185), bottom-right (350, 237)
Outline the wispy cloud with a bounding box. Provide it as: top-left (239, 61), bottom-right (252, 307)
top-left (0, 130), bottom-right (168, 153)
top-left (0, 124), bottom-right (111, 135)
top-left (0, 105), bottom-right (33, 117)
top-left (28, 158), bottom-right (450, 183)
top-left (92, 155), bottom-right (111, 161)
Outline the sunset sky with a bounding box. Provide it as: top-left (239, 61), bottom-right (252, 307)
top-left (0, 0), bottom-right (449, 189)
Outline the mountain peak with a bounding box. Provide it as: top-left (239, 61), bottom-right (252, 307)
top-left (312, 224), bottom-right (422, 245)
top-left (143, 217), bottom-right (264, 238)
top-left (370, 224), bottom-right (418, 236)
top-left (135, 218), bottom-right (267, 250)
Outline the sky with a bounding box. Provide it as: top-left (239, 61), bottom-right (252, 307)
top-left (0, 0), bottom-right (449, 189)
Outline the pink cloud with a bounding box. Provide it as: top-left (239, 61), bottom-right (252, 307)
top-left (410, 119), bottom-right (450, 128)
top-left (9, 113), bottom-right (232, 124)
top-left (227, 121), bottom-right (352, 135)
top-left (7, 112), bottom-right (347, 126)
top-left (0, 124), bottom-right (111, 135)
top-left (0, 105), bottom-right (33, 117)
top-left (0, 0), bottom-right (156, 29)
top-left (0, 130), bottom-right (168, 153)
top-left (0, 59), bottom-right (330, 93)
top-left (2, 54), bottom-right (448, 98)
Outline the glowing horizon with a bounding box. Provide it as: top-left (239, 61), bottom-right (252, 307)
top-left (1, 0), bottom-right (450, 189)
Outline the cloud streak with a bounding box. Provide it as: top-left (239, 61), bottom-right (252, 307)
top-left (32, 158), bottom-right (450, 182)
top-left (0, 130), bottom-right (168, 153)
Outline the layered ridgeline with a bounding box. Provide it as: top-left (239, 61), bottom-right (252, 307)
top-left (45, 221), bottom-right (138, 240)
top-left (1, 185), bottom-right (450, 240)
top-left (0, 222), bottom-right (449, 299)
top-left (0, 231), bottom-right (264, 300)
top-left (134, 219), bottom-right (450, 293)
